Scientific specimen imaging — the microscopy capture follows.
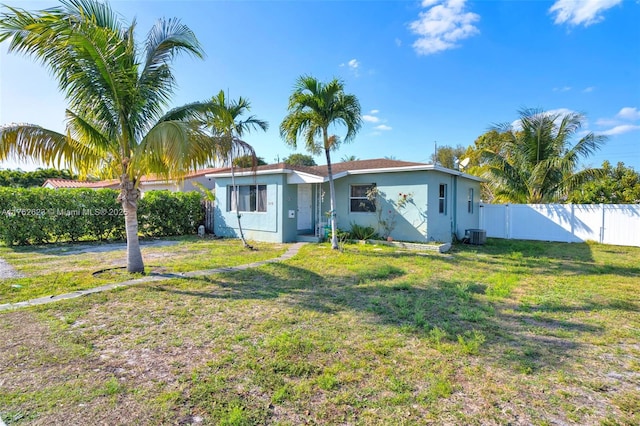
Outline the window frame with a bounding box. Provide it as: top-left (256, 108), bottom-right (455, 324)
top-left (350, 183), bottom-right (377, 213)
top-left (468, 188), bottom-right (474, 214)
top-left (438, 183), bottom-right (447, 215)
top-left (227, 184), bottom-right (267, 213)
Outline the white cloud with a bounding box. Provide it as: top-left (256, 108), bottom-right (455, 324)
top-left (370, 109), bottom-right (379, 114)
top-left (409, 0), bottom-right (480, 56)
top-left (362, 115), bottom-right (380, 123)
top-left (340, 58), bottom-right (361, 76)
top-left (616, 107), bottom-right (640, 121)
top-left (595, 107), bottom-right (640, 135)
top-left (553, 86), bottom-right (572, 92)
top-left (583, 86), bottom-right (595, 93)
top-left (595, 118), bottom-right (618, 127)
top-left (375, 124), bottom-right (393, 131)
top-left (599, 124), bottom-right (640, 136)
top-left (549, 0), bottom-right (622, 27)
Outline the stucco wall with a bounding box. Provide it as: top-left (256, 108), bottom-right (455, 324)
top-left (455, 177), bottom-right (481, 239)
top-left (213, 174), bottom-right (288, 243)
top-left (325, 170), bottom-right (480, 243)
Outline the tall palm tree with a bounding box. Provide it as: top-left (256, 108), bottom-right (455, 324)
top-left (280, 76), bottom-right (362, 249)
top-left (206, 90), bottom-right (268, 248)
top-left (482, 108), bottom-right (606, 203)
top-left (0, 0), bottom-right (254, 272)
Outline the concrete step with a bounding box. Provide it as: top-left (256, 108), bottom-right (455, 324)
top-left (296, 235), bottom-right (321, 243)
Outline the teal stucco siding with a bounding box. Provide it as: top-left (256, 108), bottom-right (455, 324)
top-left (214, 174), bottom-right (285, 243)
top-left (324, 170), bottom-right (480, 243)
top-left (210, 163), bottom-right (481, 244)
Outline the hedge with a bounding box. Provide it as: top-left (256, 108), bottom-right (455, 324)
top-left (0, 188), bottom-right (204, 245)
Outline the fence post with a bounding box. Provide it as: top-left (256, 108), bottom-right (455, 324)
top-left (600, 203), bottom-right (605, 244)
top-left (570, 203), bottom-right (575, 242)
top-left (505, 204), bottom-right (511, 239)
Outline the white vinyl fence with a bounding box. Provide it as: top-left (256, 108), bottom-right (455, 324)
top-left (479, 203), bottom-right (640, 247)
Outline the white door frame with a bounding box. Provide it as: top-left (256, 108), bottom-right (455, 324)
top-left (297, 184), bottom-right (313, 231)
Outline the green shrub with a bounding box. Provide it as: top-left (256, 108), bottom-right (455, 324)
top-left (0, 187), bottom-right (203, 245)
top-left (349, 222), bottom-right (378, 240)
top-left (138, 191), bottom-right (204, 237)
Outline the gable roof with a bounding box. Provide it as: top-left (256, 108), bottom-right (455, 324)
top-left (206, 158), bottom-right (483, 182)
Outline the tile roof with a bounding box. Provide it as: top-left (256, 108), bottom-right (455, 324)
top-left (230, 158), bottom-right (427, 177)
top-left (43, 178), bottom-right (119, 189)
top-left (307, 158), bottom-right (426, 177)
top-left (42, 167), bottom-right (230, 189)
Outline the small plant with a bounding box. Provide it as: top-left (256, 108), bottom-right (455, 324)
top-left (457, 330), bottom-right (486, 355)
top-left (349, 222), bottom-right (378, 240)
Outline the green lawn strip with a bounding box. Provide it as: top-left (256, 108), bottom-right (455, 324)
top-left (0, 237), bottom-right (287, 304)
top-left (0, 239), bottom-right (638, 424)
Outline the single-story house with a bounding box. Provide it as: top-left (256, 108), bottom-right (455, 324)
top-left (42, 167), bottom-right (227, 195)
top-left (206, 158), bottom-right (483, 244)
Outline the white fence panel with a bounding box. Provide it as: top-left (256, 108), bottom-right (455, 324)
top-left (479, 203), bottom-right (640, 247)
top-left (509, 204), bottom-right (582, 243)
top-left (571, 204), bottom-right (606, 242)
top-left (478, 204), bottom-right (508, 239)
top-left (602, 205), bottom-right (640, 246)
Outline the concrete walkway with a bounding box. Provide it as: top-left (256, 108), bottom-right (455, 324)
top-left (0, 242), bottom-right (306, 312)
top-left (0, 257), bottom-right (24, 279)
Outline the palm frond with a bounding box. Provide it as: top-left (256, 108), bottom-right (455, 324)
top-left (0, 123), bottom-right (100, 172)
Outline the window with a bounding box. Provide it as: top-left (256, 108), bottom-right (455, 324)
top-left (468, 188), bottom-right (474, 213)
top-left (438, 184), bottom-right (447, 214)
top-left (350, 184), bottom-right (376, 212)
top-left (228, 184), bottom-right (267, 212)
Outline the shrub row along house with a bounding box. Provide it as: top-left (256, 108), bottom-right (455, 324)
top-left (207, 158), bottom-right (482, 244)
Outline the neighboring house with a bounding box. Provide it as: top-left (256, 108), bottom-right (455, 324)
top-left (206, 158), bottom-right (482, 243)
top-left (42, 168), bottom-right (227, 195)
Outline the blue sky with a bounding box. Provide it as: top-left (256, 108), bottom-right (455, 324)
top-left (1, 0), bottom-right (639, 171)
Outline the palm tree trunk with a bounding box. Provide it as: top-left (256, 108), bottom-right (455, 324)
top-left (118, 175), bottom-right (145, 273)
top-left (325, 147), bottom-right (339, 250)
top-left (229, 158), bottom-right (253, 250)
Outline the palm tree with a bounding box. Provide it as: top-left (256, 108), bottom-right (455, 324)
top-left (482, 108), bottom-right (606, 203)
top-left (280, 76), bottom-right (362, 249)
top-left (206, 90), bottom-right (268, 248)
top-left (340, 155), bottom-right (359, 162)
top-left (0, 0), bottom-right (254, 272)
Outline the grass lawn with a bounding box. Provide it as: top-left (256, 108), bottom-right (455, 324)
top-left (0, 236), bottom-right (287, 304)
top-left (1, 238), bottom-right (639, 425)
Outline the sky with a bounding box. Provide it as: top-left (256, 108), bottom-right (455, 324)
top-left (1, 0), bottom-right (639, 172)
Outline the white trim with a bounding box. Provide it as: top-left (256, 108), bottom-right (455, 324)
top-left (205, 168), bottom-right (292, 179)
top-left (342, 165), bottom-right (484, 182)
top-left (206, 164), bottom-right (484, 183)
top-left (287, 171), bottom-right (324, 184)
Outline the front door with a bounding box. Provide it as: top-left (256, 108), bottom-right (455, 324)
top-left (297, 184), bottom-right (312, 231)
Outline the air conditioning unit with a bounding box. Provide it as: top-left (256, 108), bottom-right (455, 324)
top-left (466, 229), bottom-right (486, 245)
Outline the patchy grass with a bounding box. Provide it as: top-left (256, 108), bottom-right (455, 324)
top-left (1, 238), bottom-right (639, 425)
top-left (0, 236), bottom-right (286, 303)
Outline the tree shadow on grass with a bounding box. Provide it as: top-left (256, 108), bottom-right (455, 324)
top-left (149, 260), bottom-right (620, 374)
